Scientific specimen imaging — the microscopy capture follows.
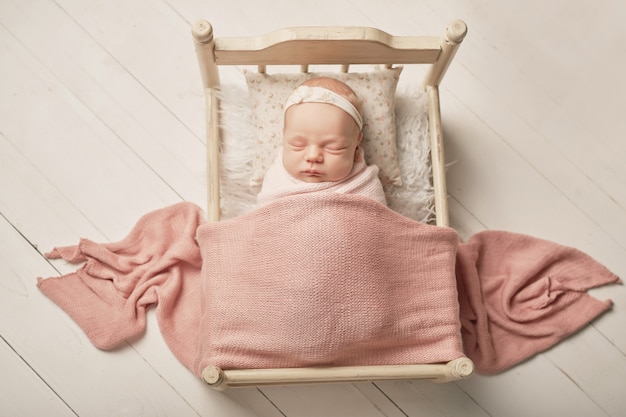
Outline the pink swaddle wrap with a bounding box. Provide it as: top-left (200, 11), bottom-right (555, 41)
top-left (257, 147), bottom-right (387, 206)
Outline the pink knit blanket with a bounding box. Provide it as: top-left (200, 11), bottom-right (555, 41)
top-left (37, 195), bottom-right (621, 375)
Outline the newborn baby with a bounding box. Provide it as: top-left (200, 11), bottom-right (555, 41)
top-left (257, 77), bottom-right (387, 206)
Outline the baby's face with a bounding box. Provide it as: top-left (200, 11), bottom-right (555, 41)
top-left (282, 102), bottom-right (362, 183)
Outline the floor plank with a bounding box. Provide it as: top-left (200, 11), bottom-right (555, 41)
top-left (457, 359), bottom-right (609, 417)
top-left (2, 0), bottom-right (205, 211)
top-left (0, 337), bottom-right (75, 417)
top-left (373, 380), bottom-right (491, 417)
top-left (259, 383), bottom-right (399, 417)
top-left (544, 326), bottom-right (626, 417)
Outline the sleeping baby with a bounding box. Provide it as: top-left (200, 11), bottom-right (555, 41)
top-left (256, 77), bottom-right (387, 206)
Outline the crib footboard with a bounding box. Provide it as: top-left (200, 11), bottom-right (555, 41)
top-left (203, 357), bottom-right (474, 390)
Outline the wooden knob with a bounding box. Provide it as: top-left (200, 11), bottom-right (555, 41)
top-left (445, 19), bottom-right (468, 44)
top-left (193, 19), bottom-right (214, 44)
top-left (202, 365), bottom-right (225, 386)
top-left (451, 357), bottom-right (474, 378)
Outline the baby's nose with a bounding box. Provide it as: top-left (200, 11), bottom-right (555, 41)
top-left (305, 146), bottom-right (324, 162)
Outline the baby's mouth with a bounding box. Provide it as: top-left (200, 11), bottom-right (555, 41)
top-left (303, 169), bottom-right (322, 177)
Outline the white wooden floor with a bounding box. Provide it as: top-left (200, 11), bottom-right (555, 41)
top-left (1, 0), bottom-right (625, 416)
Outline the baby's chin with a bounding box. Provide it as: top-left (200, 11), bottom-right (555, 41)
top-left (293, 172), bottom-right (347, 183)
top-left (296, 175), bottom-right (328, 183)
top-left (299, 177), bottom-right (331, 184)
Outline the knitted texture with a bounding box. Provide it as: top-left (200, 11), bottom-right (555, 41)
top-left (194, 193), bottom-right (462, 373)
top-left (456, 230), bottom-right (621, 374)
top-left (37, 202), bottom-right (205, 370)
top-left (37, 195), bottom-right (621, 377)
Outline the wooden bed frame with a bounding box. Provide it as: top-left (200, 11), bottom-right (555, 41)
top-left (192, 19), bottom-right (471, 390)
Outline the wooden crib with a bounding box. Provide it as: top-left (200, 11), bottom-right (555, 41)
top-left (192, 18), bottom-right (471, 390)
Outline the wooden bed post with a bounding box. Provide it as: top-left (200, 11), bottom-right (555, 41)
top-left (192, 20), bottom-right (222, 221)
top-left (423, 20), bottom-right (467, 227)
top-left (423, 19), bottom-right (467, 87)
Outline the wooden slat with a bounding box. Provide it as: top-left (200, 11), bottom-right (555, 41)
top-left (203, 359), bottom-right (473, 390)
top-left (212, 26), bottom-right (441, 65)
top-left (426, 86), bottom-right (449, 226)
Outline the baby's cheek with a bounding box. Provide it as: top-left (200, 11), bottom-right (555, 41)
top-left (282, 153), bottom-right (298, 175)
top-left (330, 158), bottom-right (356, 181)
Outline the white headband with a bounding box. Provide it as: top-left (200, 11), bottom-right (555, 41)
top-left (283, 86), bottom-right (363, 130)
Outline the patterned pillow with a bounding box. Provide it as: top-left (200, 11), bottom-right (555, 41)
top-left (245, 67), bottom-right (403, 186)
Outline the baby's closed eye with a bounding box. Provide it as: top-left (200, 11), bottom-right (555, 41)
top-left (325, 145), bottom-right (349, 154)
top-left (286, 140), bottom-right (306, 150)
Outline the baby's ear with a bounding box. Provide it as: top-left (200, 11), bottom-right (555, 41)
top-left (354, 132), bottom-right (364, 162)
top-left (354, 147), bottom-right (364, 162)
top-left (354, 145), bottom-right (364, 163)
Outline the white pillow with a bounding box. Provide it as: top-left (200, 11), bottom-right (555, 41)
top-left (245, 67), bottom-right (403, 186)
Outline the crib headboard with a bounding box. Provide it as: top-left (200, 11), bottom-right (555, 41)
top-left (192, 20), bottom-right (467, 225)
